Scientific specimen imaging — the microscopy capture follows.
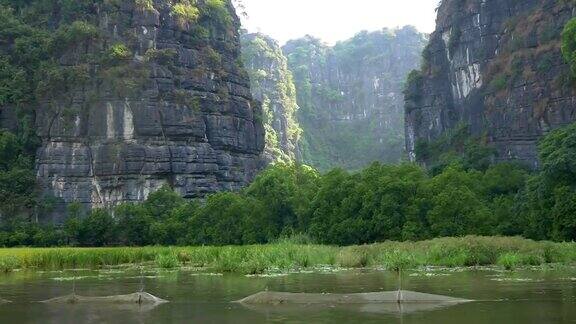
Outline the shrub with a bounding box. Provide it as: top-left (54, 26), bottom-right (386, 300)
top-left (172, 2), bottom-right (200, 23)
top-left (448, 28), bottom-right (462, 58)
top-left (497, 252), bottom-right (544, 270)
top-left (56, 21), bottom-right (99, 48)
top-left (536, 54), bottom-right (553, 74)
top-left (562, 17), bottom-right (576, 76)
top-left (145, 48), bottom-right (178, 66)
top-left (203, 46), bottom-right (222, 67)
top-left (135, 0), bottom-right (154, 11)
top-left (205, 0), bottom-right (231, 26)
top-left (380, 250), bottom-right (417, 272)
top-left (0, 256), bottom-right (20, 273)
top-left (489, 73), bottom-right (509, 92)
top-left (105, 43), bottom-right (132, 63)
top-left (77, 209), bottom-right (116, 247)
top-left (155, 253), bottom-right (180, 269)
top-left (337, 247), bottom-right (369, 268)
top-left (404, 70), bottom-right (424, 112)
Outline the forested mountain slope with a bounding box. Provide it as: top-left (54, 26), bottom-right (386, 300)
top-left (284, 27), bottom-right (427, 170)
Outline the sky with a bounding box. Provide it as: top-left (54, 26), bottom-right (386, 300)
top-left (237, 0), bottom-right (440, 45)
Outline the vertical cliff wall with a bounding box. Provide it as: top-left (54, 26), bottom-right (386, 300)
top-left (0, 0), bottom-right (265, 220)
top-left (241, 32), bottom-right (301, 163)
top-left (283, 27), bottom-right (427, 171)
top-left (405, 0), bottom-right (576, 166)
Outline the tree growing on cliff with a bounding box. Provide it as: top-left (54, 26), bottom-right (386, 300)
top-left (562, 17), bottom-right (576, 76)
top-left (403, 70), bottom-right (424, 113)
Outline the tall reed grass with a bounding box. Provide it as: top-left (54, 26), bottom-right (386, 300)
top-left (0, 236), bottom-right (574, 274)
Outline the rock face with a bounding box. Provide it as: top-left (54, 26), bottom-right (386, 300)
top-left (19, 0), bottom-right (265, 220)
top-left (241, 33), bottom-right (301, 163)
top-left (283, 27), bottom-right (427, 171)
top-left (405, 0), bottom-right (576, 166)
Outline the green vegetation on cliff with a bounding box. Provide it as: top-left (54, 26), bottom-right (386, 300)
top-left (562, 17), bottom-right (576, 76)
top-left (0, 3), bottom-right (87, 221)
top-left (241, 33), bottom-right (301, 162)
top-left (0, 1), bottom-right (149, 220)
top-left (412, 123), bottom-right (496, 175)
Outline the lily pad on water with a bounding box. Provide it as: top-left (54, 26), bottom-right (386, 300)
top-left (245, 273), bottom-right (288, 278)
top-left (190, 273), bottom-right (224, 276)
top-left (50, 276), bottom-right (108, 281)
top-left (490, 278), bottom-right (543, 282)
top-left (409, 272), bottom-right (452, 277)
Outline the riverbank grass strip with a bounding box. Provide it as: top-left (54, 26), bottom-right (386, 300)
top-left (1, 236), bottom-right (575, 274)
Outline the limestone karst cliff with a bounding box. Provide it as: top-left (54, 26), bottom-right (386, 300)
top-left (0, 0), bottom-right (265, 220)
top-left (283, 27), bottom-right (427, 171)
top-left (405, 0), bottom-right (576, 167)
top-left (241, 32), bottom-right (301, 163)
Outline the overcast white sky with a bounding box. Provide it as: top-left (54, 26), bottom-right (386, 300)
top-left (238, 0), bottom-right (440, 45)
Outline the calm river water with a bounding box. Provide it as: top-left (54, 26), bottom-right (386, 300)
top-left (0, 266), bottom-right (575, 323)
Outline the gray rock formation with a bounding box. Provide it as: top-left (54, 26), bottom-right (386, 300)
top-left (241, 32), bottom-right (301, 163)
top-left (284, 27), bottom-right (427, 171)
top-left (27, 0), bottom-right (264, 220)
top-left (405, 0), bottom-right (576, 166)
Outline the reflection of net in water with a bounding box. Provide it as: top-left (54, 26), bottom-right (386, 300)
top-left (40, 261), bottom-right (167, 307)
top-left (237, 290), bottom-right (472, 315)
top-left (40, 292), bottom-right (168, 305)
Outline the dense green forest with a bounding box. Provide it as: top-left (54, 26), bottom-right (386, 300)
top-left (1, 120), bottom-right (576, 247)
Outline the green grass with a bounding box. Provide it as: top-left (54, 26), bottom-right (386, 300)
top-left (155, 252), bottom-right (180, 269)
top-left (496, 252), bottom-right (545, 270)
top-left (0, 236), bottom-right (575, 274)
